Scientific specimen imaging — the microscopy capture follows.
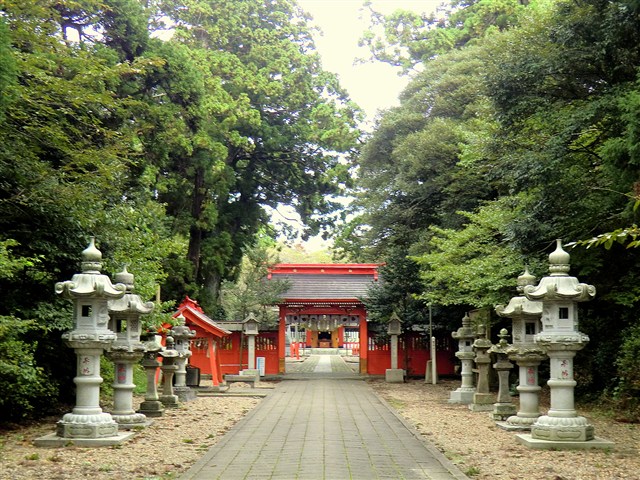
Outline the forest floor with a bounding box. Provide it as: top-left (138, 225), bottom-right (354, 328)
top-left (0, 378), bottom-right (638, 479)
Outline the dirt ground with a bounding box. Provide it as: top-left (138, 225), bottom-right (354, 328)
top-left (1, 378), bottom-right (638, 480)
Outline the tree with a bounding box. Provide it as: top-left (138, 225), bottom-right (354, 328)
top-left (336, 44), bottom-right (498, 260)
top-left (135, 0), bottom-right (362, 311)
top-left (220, 236), bottom-right (290, 328)
top-left (359, 0), bottom-right (530, 73)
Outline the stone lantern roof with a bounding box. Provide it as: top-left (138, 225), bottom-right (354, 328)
top-left (108, 266), bottom-right (155, 315)
top-left (524, 240), bottom-right (596, 302)
top-left (55, 237), bottom-right (126, 299)
top-left (495, 268), bottom-right (543, 318)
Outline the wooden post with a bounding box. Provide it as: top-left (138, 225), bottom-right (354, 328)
top-left (209, 339), bottom-right (219, 387)
top-left (359, 317), bottom-right (368, 374)
top-left (278, 309), bottom-right (286, 373)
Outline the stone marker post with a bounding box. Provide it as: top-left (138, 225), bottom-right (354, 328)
top-left (449, 313), bottom-right (476, 404)
top-left (385, 312), bottom-right (404, 383)
top-left (490, 329), bottom-right (517, 420)
top-left (242, 313), bottom-right (261, 381)
top-left (495, 268), bottom-right (546, 430)
top-left (469, 325), bottom-right (495, 412)
top-left (106, 267), bottom-right (154, 428)
top-left (517, 239), bottom-right (613, 449)
top-left (35, 238), bottom-right (132, 447)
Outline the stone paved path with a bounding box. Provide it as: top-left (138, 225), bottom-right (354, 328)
top-left (181, 356), bottom-right (468, 480)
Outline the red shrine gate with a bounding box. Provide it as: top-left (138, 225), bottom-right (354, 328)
top-left (269, 263), bottom-right (456, 377)
top-left (269, 263), bottom-right (378, 374)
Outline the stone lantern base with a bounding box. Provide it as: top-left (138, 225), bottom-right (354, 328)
top-left (34, 418), bottom-right (135, 447)
top-left (112, 412), bottom-right (152, 430)
top-left (492, 402), bottom-right (517, 421)
top-left (516, 433), bottom-right (615, 450)
top-left (516, 414), bottom-right (614, 450)
top-left (385, 368), bottom-right (405, 383)
top-left (137, 399), bottom-right (165, 418)
top-left (448, 388), bottom-right (475, 404)
top-left (174, 385), bottom-right (198, 402)
top-left (34, 411), bottom-right (136, 447)
top-left (34, 431), bottom-right (135, 447)
top-left (469, 392), bottom-right (495, 412)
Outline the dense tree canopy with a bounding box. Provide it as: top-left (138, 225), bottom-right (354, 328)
top-left (0, 0), bottom-right (359, 421)
top-left (342, 0), bottom-right (640, 414)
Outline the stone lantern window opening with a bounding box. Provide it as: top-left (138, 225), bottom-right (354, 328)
top-left (82, 305), bottom-right (91, 317)
top-left (117, 318), bottom-right (127, 333)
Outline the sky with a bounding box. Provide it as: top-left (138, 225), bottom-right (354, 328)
top-left (275, 1), bottom-right (443, 248)
top-left (297, 0), bottom-right (442, 122)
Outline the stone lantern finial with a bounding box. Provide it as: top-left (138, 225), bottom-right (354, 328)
top-left (548, 239), bottom-right (571, 276)
top-left (114, 265), bottom-right (135, 291)
top-left (516, 267), bottom-right (536, 293)
top-left (81, 237), bottom-right (103, 274)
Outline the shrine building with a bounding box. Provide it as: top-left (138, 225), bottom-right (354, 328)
top-left (268, 263), bottom-right (381, 374)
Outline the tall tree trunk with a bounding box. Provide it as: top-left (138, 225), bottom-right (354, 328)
top-left (187, 165), bottom-right (206, 280)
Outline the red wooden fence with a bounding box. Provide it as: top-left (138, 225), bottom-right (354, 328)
top-left (367, 334), bottom-right (456, 377)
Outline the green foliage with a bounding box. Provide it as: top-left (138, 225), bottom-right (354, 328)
top-left (364, 249), bottom-right (429, 328)
top-left (360, 0), bottom-right (531, 72)
top-left (609, 321), bottom-right (640, 421)
top-left (220, 238), bottom-right (290, 328)
top-left (349, 0), bottom-right (640, 415)
top-left (0, 0), bottom-right (360, 421)
top-left (0, 316), bottom-right (58, 422)
top-left (414, 196), bottom-right (541, 308)
top-left (568, 225), bottom-right (640, 250)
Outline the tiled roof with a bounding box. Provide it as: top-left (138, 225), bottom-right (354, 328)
top-left (272, 273), bottom-right (376, 300)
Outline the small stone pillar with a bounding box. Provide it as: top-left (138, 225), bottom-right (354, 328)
top-left (159, 336), bottom-right (179, 408)
top-left (449, 313), bottom-right (476, 404)
top-left (385, 312), bottom-right (404, 383)
top-left (495, 268), bottom-right (546, 430)
top-left (137, 335), bottom-right (164, 418)
top-left (469, 325), bottom-right (495, 412)
top-left (106, 267), bottom-right (154, 428)
top-left (242, 313), bottom-right (260, 380)
top-left (490, 329), bottom-right (517, 420)
top-left (171, 315), bottom-right (197, 401)
top-left (517, 239), bottom-right (613, 449)
top-left (35, 238), bottom-right (132, 447)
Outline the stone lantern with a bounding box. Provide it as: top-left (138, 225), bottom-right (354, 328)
top-left (137, 335), bottom-right (165, 418)
top-left (159, 336), bottom-right (179, 408)
top-left (35, 238), bottom-right (131, 447)
top-left (495, 268), bottom-right (546, 430)
top-left (517, 239), bottom-right (613, 449)
top-left (171, 314), bottom-right (196, 401)
top-left (385, 312), bottom-right (404, 383)
top-left (243, 313), bottom-right (260, 377)
top-left (489, 329), bottom-right (517, 421)
top-left (106, 266), bottom-right (154, 428)
top-left (449, 313), bottom-right (476, 404)
top-left (469, 325), bottom-right (495, 412)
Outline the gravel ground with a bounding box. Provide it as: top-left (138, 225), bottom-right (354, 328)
top-left (0, 386), bottom-right (260, 480)
top-left (369, 378), bottom-right (640, 480)
top-left (1, 377), bottom-right (638, 480)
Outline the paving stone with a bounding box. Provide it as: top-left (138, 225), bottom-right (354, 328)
top-left (180, 355), bottom-right (468, 480)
